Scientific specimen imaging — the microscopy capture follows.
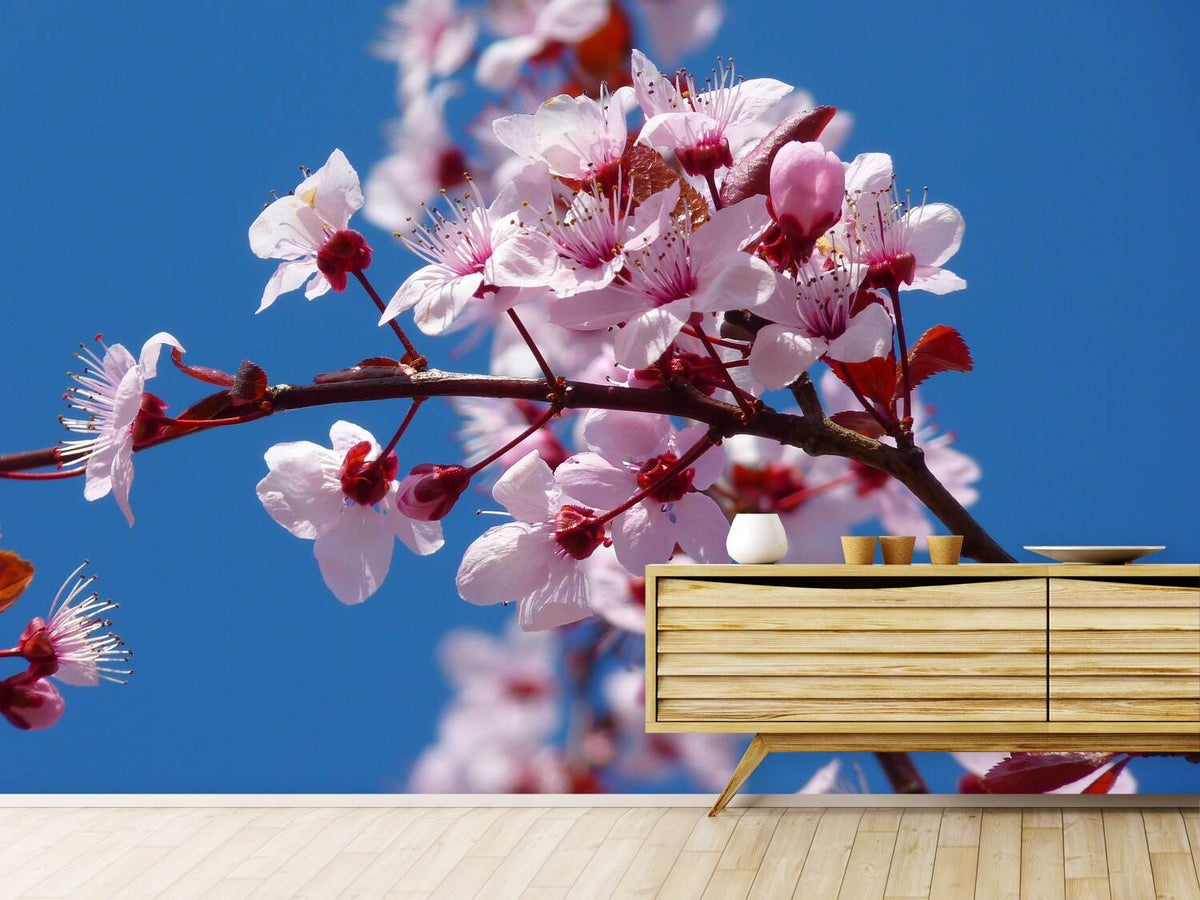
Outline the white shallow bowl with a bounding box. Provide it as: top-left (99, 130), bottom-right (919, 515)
top-left (1024, 546), bottom-right (1165, 564)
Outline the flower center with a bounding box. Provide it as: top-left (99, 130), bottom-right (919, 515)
top-left (316, 229), bottom-right (373, 292)
top-left (636, 453), bottom-right (694, 503)
top-left (435, 148), bottom-right (469, 192)
top-left (553, 505), bottom-right (605, 560)
top-left (729, 463), bottom-right (809, 513)
top-left (339, 441), bottom-right (399, 506)
top-left (130, 392), bottom-right (172, 447)
top-left (865, 252), bottom-right (916, 293)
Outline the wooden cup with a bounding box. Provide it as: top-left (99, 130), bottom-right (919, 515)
top-left (928, 535), bottom-right (964, 565)
top-left (841, 536), bottom-right (877, 565)
top-left (880, 535), bottom-right (916, 565)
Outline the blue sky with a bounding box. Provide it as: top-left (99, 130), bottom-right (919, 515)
top-left (0, 0), bottom-right (1197, 793)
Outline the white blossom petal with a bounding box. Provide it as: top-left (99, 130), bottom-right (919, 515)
top-left (313, 505), bottom-right (395, 605)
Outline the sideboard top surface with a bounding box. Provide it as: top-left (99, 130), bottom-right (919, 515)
top-left (645, 564), bottom-right (1199, 579)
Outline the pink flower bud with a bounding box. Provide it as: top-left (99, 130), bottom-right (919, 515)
top-left (339, 441), bottom-right (398, 506)
top-left (0, 671), bottom-right (65, 731)
top-left (396, 464), bottom-right (471, 521)
top-left (317, 229), bottom-right (373, 292)
top-left (767, 141), bottom-right (844, 260)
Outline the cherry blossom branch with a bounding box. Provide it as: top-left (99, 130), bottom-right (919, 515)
top-left (593, 430), bottom-right (719, 526)
top-left (690, 321), bottom-right (757, 421)
top-left (352, 270), bottom-right (426, 368)
top-left (786, 372), bottom-right (1014, 563)
top-left (0, 368), bottom-right (1012, 564)
top-left (377, 399), bottom-right (424, 459)
top-left (874, 749), bottom-right (929, 794)
top-left (465, 404), bottom-right (559, 475)
top-left (840, 365), bottom-right (898, 437)
top-left (888, 285), bottom-right (914, 435)
top-left (506, 308), bottom-right (559, 387)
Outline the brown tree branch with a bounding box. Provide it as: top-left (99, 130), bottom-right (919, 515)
top-left (0, 366), bottom-right (1012, 563)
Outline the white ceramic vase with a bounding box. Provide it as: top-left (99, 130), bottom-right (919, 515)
top-left (726, 513), bottom-right (789, 564)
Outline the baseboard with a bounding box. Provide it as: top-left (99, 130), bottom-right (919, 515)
top-left (0, 793), bottom-right (1194, 808)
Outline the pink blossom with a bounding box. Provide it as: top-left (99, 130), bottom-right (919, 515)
top-left (582, 546), bottom-right (647, 634)
top-left (749, 262), bottom-right (892, 390)
top-left (256, 421), bottom-right (443, 605)
top-left (632, 50), bottom-right (792, 177)
top-left (0, 672), bottom-right (64, 731)
top-left (452, 397), bottom-right (570, 472)
top-left (59, 332), bottom-right (184, 526)
top-left (726, 90), bottom-right (854, 159)
top-left (550, 195), bottom-right (775, 368)
top-left (395, 463), bottom-right (471, 521)
top-left (841, 152), bottom-right (966, 295)
top-left (410, 625), bottom-right (571, 792)
top-left (767, 141), bottom-right (845, 260)
top-left (820, 371), bottom-right (979, 548)
top-left (363, 84), bottom-right (471, 232)
top-left (249, 149), bottom-right (370, 311)
top-left (374, 0), bottom-right (477, 100)
top-left (493, 87), bottom-right (633, 182)
top-left (456, 451), bottom-right (602, 630)
top-left (543, 182), bottom-right (678, 298)
top-left (556, 409), bottom-right (728, 572)
top-left (722, 433), bottom-right (862, 563)
top-left (489, 296), bottom-right (615, 383)
top-left (631, 0), bottom-right (722, 64)
top-left (16, 563), bottom-right (131, 687)
top-left (604, 667), bottom-right (739, 790)
top-left (476, 0), bottom-right (610, 90)
top-left (381, 164), bottom-right (557, 335)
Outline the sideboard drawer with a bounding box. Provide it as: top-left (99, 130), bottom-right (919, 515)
top-left (654, 578), bottom-right (1046, 723)
top-left (1049, 578), bottom-right (1200, 722)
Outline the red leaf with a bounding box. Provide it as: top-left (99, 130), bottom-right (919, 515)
top-left (173, 389), bottom-right (237, 425)
top-left (0, 550), bottom-right (34, 615)
top-left (906, 325), bottom-right (973, 390)
top-left (621, 140), bottom-right (710, 228)
top-left (829, 354), bottom-right (899, 408)
top-left (981, 752), bottom-right (1117, 794)
top-left (830, 410), bottom-right (887, 439)
top-left (170, 346), bottom-right (235, 388)
top-left (1081, 757), bottom-right (1130, 794)
top-left (719, 106), bottom-right (838, 207)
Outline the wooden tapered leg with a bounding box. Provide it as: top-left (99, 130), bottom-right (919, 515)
top-left (708, 734), bottom-right (769, 816)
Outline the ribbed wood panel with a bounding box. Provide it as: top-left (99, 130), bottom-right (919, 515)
top-left (1050, 578), bottom-right (1200, 723)
top-left (656, 577), bottom-right (1043, 608)
top-left (657, 652), bottom-right (1045, 677)
top-left (658, 699), bottom-right (1046, 721)
top-left (655, 579), bottom-right (1046, 724)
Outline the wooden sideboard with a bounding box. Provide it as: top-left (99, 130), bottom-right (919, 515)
top-left (643, 565), bottom-right (1200, 813)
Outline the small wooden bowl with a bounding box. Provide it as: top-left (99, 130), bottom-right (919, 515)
top-left (880, 535), bottom-right (916, 565)
top-left (841, 536), bottom-right (877, 565)
top-left (928, 535), bottom-right (964, 565)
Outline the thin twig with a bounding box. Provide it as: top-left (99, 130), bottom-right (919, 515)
top-left (353, 270), bottom-right (426, 368)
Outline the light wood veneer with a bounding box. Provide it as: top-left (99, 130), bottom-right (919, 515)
top-left (643, 565), bottom-right (1200, 814)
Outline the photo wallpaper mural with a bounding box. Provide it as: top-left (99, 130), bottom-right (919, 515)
top-left (0, 0), bottom-right (1197, 795)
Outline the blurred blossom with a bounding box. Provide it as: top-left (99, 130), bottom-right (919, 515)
top-left (364, 84), bottom-right (470, 233)
top-left (375, 0), bottom-right (477, 100)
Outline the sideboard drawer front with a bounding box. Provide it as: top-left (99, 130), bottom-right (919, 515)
top-left (657, 700), bottom-right (1045, 722)
top-left (1049, 578), bottom-right (1200, 723)
top-left (656, 577), bottom-right (1045, 608)
top-left (654, 577), bottom-right (1046, 723)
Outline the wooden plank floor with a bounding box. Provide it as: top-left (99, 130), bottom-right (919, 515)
top-left (0, 806), bottom-right (1195, 899)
